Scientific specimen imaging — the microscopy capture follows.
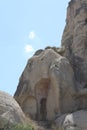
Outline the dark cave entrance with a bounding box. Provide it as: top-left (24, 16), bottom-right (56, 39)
top-left (85, 18), bottom-right (87, 23)
top-left (40, 98), bottom-right (47, 120)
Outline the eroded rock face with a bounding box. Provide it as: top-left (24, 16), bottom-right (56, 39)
top-left (51, 0), bottom-right (87, 129)
top-left (0, 91), bottom-right (26, 127)
top-left (14, 49), bottom-right (76, 121)
top-left (62, 0), bottom-right (87, 86)
top-left (14, 0), bottom-right (87, 128)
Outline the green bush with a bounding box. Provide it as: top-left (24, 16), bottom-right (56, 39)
top-left (3, 121), bottom-right (35, 130)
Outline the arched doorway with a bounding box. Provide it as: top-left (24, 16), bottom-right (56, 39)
top-left (35, 78), bottom-right (50, 120)
top-left (40, 98), bottom-right (47, 120)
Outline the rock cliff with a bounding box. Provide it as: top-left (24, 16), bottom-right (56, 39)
top-left (62, 0), bottom-right (87, 86)
top-left (14, 0), bottom-right (87, 129)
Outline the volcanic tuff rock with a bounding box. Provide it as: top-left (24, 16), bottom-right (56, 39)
top-left (14, 49), bottom-right (76, 121)
top-left (62, 0), bottom-right (87, 86)
top-left (0, 91), bottom-right (26, 128)
top-left (14, 0), bottom-right (87, 129)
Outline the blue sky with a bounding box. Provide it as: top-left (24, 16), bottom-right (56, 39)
top-left (0, 0), bottom-right (70, 95)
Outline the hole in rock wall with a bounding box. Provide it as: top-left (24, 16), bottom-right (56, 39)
top-left (85, 18), bottom-right (87, 23)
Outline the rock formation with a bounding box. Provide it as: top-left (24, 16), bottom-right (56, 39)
top-left (0, 91), bottom-right (26, 128)
top-left (14, 0), bottom-right (87, 129)
top-left (54, 110), bottom-right (87, 130)
top-left (61, 0), bottom-right (87, 111)
top-left (14, 49), bottom-right (76, 121)
top-left (62, 0), bottom-right (87, 86)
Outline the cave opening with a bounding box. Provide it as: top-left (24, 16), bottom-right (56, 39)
top-left (85, 18), bottom-right (87, 23)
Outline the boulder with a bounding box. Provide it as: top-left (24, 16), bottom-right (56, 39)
top-left (0, 91), bottom-right (26, 127)
top-left (54, 110), bottom-right (87, 130)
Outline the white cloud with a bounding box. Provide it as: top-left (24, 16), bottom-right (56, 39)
top-left (29, 31), bottom-right (36, 39)
top-left (24, 44), bottom-right (34, 53)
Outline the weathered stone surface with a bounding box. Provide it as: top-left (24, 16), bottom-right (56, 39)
top-left (54, 110), bottom-right (87, 130)
top-left (51, 0), bottom-right (87, 129)
top-left (0, 91), bottom-right (26, 127)
top-left (14, 49), bottom-right (76, 121)
top-left (62, 0), bottom-right (87, 86)
top-left (14, 0), bottom-right (87, 129)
